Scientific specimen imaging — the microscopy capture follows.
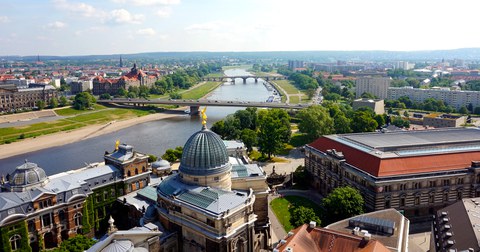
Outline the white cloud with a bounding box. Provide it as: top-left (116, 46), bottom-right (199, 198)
top-left (0, 16), bottom-right (10, 23)
top-left (52, 0), bottom-right (98, 17)
top-left (116, 0), bottom-right (180, 6)
top-left (46, 21), bottom-right (67, 30)
top-left (75, 26), bottom-right (106, 36)
top-left (136, 28), bottom-right (156, 36)
top-left (155, 7), bottom-right (171, 18)
top-left (109, 9), bottom-right (145, 24)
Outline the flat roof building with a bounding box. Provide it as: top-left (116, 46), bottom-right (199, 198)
top-left (305, 127), bottom-right (480, 229)
top-left (352, 98), bottom-right (385, 115)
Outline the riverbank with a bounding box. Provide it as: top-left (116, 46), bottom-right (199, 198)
top-left (0, 112), bottom-right (181, 160)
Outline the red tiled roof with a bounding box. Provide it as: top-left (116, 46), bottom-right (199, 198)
top-left (309, 137), bottom-right (480, 177)
top-left (275, 224), bottom-right (390, 252)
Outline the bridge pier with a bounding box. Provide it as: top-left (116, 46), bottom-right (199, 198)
top-left (242, 77), bottom-right (247, 84)
top-left (190, 106), bottom-right (200, 115)
top-left (254, 77), bottom-right (258, 83)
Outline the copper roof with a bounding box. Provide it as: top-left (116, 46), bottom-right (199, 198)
top-left (275, 224), bottom-right (391, 252)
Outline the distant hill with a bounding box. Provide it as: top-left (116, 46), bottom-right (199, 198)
top-left (2, 48), bottom-right (480, 62)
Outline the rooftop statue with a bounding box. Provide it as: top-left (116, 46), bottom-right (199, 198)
top-left (201, 107), bottom-right (207, 126)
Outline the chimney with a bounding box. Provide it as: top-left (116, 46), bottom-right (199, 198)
top-left (364, 233), bottom-right (371, 241)
top-left (353, 227), bottom-right (360, 236)
top-left (309, 221), bottom-right (317, 229)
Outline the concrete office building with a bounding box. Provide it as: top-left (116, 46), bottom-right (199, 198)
top-left (355, 77), bottom-right (392, 99)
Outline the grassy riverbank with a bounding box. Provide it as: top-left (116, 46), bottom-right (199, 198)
top-left (0, 107), bottom-right (153, 145)
top-left (181, 81), bottom-right (222, 99)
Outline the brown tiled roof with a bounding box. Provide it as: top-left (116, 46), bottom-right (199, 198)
top-left (309, 137), bottom-right (480, 177)
top-left (275, 224), bottom-right (391, 252)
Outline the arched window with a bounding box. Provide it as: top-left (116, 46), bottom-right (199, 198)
top-left (58, 210), bottom-right (66, 222)
top-left (10, 234), bottom-right (21, 251)
top-left (233, 238), bottom-right (244, 252)
top-left (135, 168), bottom-right (139, 175)
top-left (142, 166), bottom-right (146, 172)
top-left (74, 213), bottom-right (82, 227)
top-left (27, 220), bottom-right (35, 232)
top-left (127, 170), bottom-right (131, 177)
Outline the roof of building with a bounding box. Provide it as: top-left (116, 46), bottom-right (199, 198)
top-left (274, 224), bottom-right (391, 252)
top-left (326, 209), bottom-right (409, 251)
top-left (9, 161), bottom-right (48, 189)
top-left (157, 174), bottom-right (250, 215)
top-left (179, 126), bottom-right (231, 176)
top-left (432, 198), bottom-right (480, 251)
top-left (309, 127), bottom-right (480, 177)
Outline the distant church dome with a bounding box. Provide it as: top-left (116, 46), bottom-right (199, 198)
top-left (151, 159), bottom-right (170, 169)
top-left (179, 126), bottom-right (230, 176)
top-left (9, 161), bottom-right (48, 191)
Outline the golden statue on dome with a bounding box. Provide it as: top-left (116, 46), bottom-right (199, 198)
top-left (201, 107), bottom-right (208, 126)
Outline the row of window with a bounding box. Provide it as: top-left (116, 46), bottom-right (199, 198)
top-left (385, 191), bottom-right (463, 208)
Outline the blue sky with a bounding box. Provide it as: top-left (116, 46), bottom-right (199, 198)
top-left (1, 0), bottom-right (479, 56)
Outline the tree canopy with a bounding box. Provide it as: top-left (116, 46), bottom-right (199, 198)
top-left (290, 206), bottom-right (321, 228)
top-left (297, 105), bottom-right (334, 142)
top-left (322, 186), bottom-right (364, 225)
top-left (50, 235), bottom-right (96, 252)
top-left (73, 92), bottom-right (96, 110)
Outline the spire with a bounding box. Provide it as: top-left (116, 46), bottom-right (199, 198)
top-left (119, 55), bottom-right (123, 68)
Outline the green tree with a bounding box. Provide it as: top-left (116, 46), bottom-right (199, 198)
top-left (403, 110), bottom-right (410, 117)
top-left (169, 92), bottom-right (182, 99)
top-left (35, 100), bottom-right (46, 110)
top-left (147, 154), bottom-right (157, 163)
top-left (240, 128), bottom-right (257, 152)
top-left (50, 235), bottom-right (96, 252)
top-left (322, 186), bottom-right (364, 225)
top-left (374, 114), bottom-right (386, 128)
top-left (59, 96), bottom-right (68, 107)
top-left (211, 120), bottom-right (226, 138)
top-left (333, 114), bottom-right (352, 134)
top-left (234, 109), bottom-right (254, 130)
top-left (48, 97), bottom-right (58, 108)
top-left (351, 110), bottom-right (378, 133)
top-left (100, 93), bottom-right (111, 100)
top-left (305, 88), bottom-right (316, 100)
top-left (459, 106), bottom-right (469, 114)
top-left (474, 106), bottom-right (480, 115)
top-left (297, 105), bottom-right (334, 142)
top-left (118, 87), bottom-right (128, 97)
top-left (290, 206), bottom-right (321, 228)
top-left (161, 146), bottom-right (183, 163)
top-left (257, 115), bottom-right (283, 159)
top-left (73, 92), bottom-right (96, 110)
top-left (360, 92), bottom-right (376, 99)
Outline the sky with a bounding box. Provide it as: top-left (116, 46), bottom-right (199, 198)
top-left (1, 0), bottom-right (480, 56)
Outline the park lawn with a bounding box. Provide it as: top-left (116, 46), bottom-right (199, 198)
top-left (270, 196), bottom-right (322, 232)
top-left (0, 108), bottom-right (151, 145)
top-left (289, 96), bottom-right (300, 104)
top-left (273, 80), bottom-right (301, 95)
top-left (181, 82), bottom-right (222, 100)
top-left (55, 104), bottom-right (107, 116)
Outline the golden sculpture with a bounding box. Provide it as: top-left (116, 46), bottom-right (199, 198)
top-left (115, 139), bottom-right (120, 150)
top-left (201, 107), bottom-right (207, 126)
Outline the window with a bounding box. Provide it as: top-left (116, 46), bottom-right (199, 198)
top-left (400, 184), bottom-right (407, 190)
top-left (96, 194), bottom-right (102, 203)
top-left (457, 191), bottom-right (462, 200)
top-left (74, 213), bottom-right (82, 227)
top-left (58, 210), bottom-right (66, 222)
top-left (429, 181), bottom-right (437, 187)
top-left (457, 178), bottom-right (464, 184)
top-left (135, 168), bottom-right (139, 175)
top-left (127, 171), bottom-right (131, 177)
top-left (413, 183), bottom-right (419, 189)
top-left (400, 197), bottom-right (405, 207)
top-left (28, 220), bottom-right (35, 232)
top-left (111, 188), bottom-right (116, 197)
top-left (443, 179), bottom-right (450, 186)
top-left (10, 234), bottom-right (21, 251)
top-left (214, 177), bottom-right (219, 181)
top-left (415, 196), bottom-right (420, 205)
top-left (193, 178), bottom-right (199, 182)
top-left (42, 213), bottom-right (52, 228)
top-left (135, 181), bottom-right (140, 190)
top-left (384, 185), bottom-right (391, 192)
top-left (385, 200), bottom-right (391, 208)
top-left (444, 193), bottom-right (449, 202)
top-left (429, 194), bottom-right (434, 203)
top-left (206, 218), bottom-right (215, 227)
top-left (104, 191), bottom-right (109, 200)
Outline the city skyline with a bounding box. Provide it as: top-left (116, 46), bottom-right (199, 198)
top-left (1, 0), bottom-right (480, 56)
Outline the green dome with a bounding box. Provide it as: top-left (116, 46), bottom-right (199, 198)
top-left (179, 126), bottom-right (231, 176)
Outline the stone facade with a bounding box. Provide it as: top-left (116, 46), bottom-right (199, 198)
top-left (0, 84), bottom-right (57, 113)
top-left (92, 64), bottom-right (157, 95)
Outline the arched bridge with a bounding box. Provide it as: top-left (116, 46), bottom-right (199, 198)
top-left (202, 75), bottom-right (287, 83)
top-left (98, 98), bottom-right (308, 114)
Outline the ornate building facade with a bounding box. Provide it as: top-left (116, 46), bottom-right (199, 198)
top-left (305, 128), bottom-right (480, 227)
top-left (152, 121), bottom-right (270, 252)
top-left (0, 143), bottom-right (150, 252)
top-left (92, 64), bottom-right (157, 95)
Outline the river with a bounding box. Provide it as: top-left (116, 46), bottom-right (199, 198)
top-left (0, 69), bottom-right (274, 175)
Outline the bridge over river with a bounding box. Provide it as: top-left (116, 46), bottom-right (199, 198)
top-left (98, 98), bottom-right (307, 114)
top-left (201, 75), bottom-right (287, 83)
